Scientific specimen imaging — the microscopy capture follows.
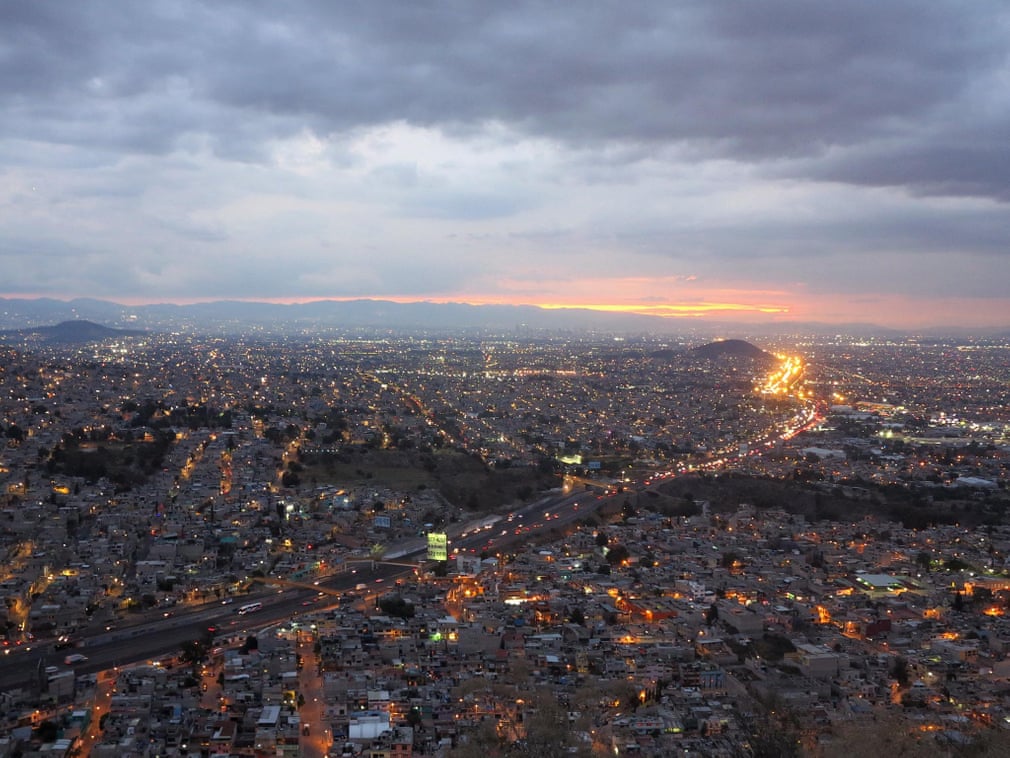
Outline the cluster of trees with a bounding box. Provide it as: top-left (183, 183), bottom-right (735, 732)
top-left (44, 427), bottom-right (175, 487)
top-left (122, 399), bottom-right (233, 430)
top-left (263, 423), bottom-right (301, 445)
top-left (659, 471), bottom-right (1010, 531)
top-left (378, 595), bottom-right (416, 619)
top-left (3, 423), bottom-right (24, 443)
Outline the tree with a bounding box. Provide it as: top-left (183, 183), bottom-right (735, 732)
top-left (721, 551), bottom-right (743, 570)
top-left (34, 720), bottom-right (59, 743)
top-left (180, 638), bottom-right (209, 669)
top-left (945, 557), bottom-right (972, 572)
top-left (606, 544), bottom-right (630, 566)
top-left (742, 716), bottom-right (802, 758)
top-left (973, 586), bottom-right (994, 605)
top-left (379, 595), bottom-right (416, 620)
top-left (891, 655), bottom-right (910, 688)
top-left (705, 603), bottom-right (719, 627)
top-left (406, 706), bottom-right (423, 730)
top-left (820, 712), bottom-right (1010, 757)
top-left (446, 719), bottom-right (501, 758)
top-left (510, 688), bottom-right (589, 757)
top-left (733, 695), bottom-right (803, 758)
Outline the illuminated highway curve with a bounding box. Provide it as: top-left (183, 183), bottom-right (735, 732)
top-left (0, 354), bottom-right (814, 689)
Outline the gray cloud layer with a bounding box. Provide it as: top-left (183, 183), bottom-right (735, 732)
top-left (1, 1), bottom-right (1008, 323)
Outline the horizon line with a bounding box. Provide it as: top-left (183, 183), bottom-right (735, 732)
top-left (0, 293), bottom-right (1007, 333)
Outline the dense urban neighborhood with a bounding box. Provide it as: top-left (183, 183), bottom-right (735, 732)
top-left (1, 327), bottom-right (1009, 756)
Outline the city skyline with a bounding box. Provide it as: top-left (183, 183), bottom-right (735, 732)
top-left (2, 2), bottom-right (1009, 330)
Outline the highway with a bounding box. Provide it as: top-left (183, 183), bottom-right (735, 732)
top-left (0, 483), bottom-right (598, 693)
top-left (0, 483), bottom-right (586, 692)
top-left (0, 432), bottom-right (802, 692)
top-left (0, 355), bottom-right (815, 693)
top-left (0, 561), bottom-right (406, 691)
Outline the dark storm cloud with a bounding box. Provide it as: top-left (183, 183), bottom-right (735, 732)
top-left (2, 1), bottom-right (1007, 199)
top-left (811, 142), bottom-right (1010, 202)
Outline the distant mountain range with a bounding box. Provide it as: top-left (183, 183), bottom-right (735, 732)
top-left (0, 319), bottom-right (148, 344)
top-left (0, 296), bottom-right (1001, 338)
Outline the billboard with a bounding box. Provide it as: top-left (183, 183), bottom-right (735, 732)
top-left (427, 532), bottom-right (448, 561)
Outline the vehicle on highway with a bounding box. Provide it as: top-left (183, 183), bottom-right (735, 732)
top-left (64, 653), bottom-right (88, 665)
top-left (237, 601), bottom-right (263, 615)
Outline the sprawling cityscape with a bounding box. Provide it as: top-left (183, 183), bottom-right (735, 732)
top-left (6, 1), bottom-right (1010, 755)
top-left (0, 321), bottom-right (1009, 757)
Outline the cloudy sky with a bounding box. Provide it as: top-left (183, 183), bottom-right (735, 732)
top-left (2, 1), bottom-right (1009, 329)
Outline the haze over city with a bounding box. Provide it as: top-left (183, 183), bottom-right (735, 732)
top-left (3, 1), bottom-right (1009, 330)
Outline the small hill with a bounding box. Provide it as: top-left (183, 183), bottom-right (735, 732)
top-left (0, 319), bottom-right (148, 344)
top-left (690, 339), bottom-right (770, 361)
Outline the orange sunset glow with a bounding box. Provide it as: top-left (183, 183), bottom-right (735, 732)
top-left (2, 3), bottom-right (1007, 333)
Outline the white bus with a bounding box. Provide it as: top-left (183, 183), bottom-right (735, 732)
top-left (237, 601), bottom-right (263, 615)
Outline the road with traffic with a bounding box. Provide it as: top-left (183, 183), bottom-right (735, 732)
top-left (0, 560), bottom-right (405, 691)
top-left (0, 356), bottom-right (817, 692)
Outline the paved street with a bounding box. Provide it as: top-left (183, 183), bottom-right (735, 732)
top-left (298, 630), bottom-right (331, 757)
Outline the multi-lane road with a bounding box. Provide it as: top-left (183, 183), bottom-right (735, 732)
top-left (1, 357), bottom-right (817, 692)
top-left (0, 561), bottom-right (405, 691)
top-left (0, 483), bottom-right (587, 692)
top-left (0, 481), bottom-right (601, 693)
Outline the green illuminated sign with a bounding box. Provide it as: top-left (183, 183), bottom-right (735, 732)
top-left (427, 532), bottom-right (448, 561)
